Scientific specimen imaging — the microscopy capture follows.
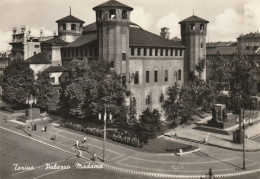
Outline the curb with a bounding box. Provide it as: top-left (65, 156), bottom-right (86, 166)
top-left (1, 126), bottom-right (259, 178)
top-left (103, 164), bottom-right (260, 178)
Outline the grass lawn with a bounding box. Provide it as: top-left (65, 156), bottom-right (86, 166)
top-left (139, 137), bottom-right (197, 153)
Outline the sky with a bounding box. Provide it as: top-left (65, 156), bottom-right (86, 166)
top-left (0, 0), bottom-right (260, 52)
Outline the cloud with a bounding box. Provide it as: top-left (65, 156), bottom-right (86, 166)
top-left (0, 31), bottom-right (12, 52)
top-left (156, 13), bottom-right (181, 38)
top-left (131, 7), bottom-right (153, 29)
top-left (208, 0), bottom-right (260, 42)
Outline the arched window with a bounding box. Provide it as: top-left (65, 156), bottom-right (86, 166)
top-left (160, 94), bottom-right (164, 103)
top-left (122, 75), bottom-right (126, 87)
top-left (190, 23), bottom-right (195, 30)
top-left (131, 97), bottom-right (136, 107)
top-left (146, 95), bottom-right (151, 105)
top-left (110, 60), bottom-right (114, 68)
top-left (174, 71), bottom-right (177, 81)
top-left (200, 24), bottom-right (205, 30)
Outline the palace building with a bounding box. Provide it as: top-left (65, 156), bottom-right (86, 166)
top-left (9, 0), bottom-right (209, 119)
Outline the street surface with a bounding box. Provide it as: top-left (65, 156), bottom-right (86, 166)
top-left (0, 111), bottom-right (259, 178)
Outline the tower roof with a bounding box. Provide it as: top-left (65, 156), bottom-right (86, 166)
top-left (179, 15), bottom-right (209, 24)
top-left (93, 0), bottom-right (133, 11)
top-left (56, 15), bottom-right (85, 23)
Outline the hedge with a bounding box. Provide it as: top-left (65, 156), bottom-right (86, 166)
top-left (62, 122), bottom-right (143, 148)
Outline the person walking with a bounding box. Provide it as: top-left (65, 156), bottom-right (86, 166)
top-left (93, 153), bottom-right (97, 161)
top-left (83, 136), bottom-right (87, 143)
top-left (76, 139), bottom-right (79, 148)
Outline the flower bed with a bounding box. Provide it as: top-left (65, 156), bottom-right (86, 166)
top-left (0, 107), bottom-right (14, 113)
top-left (62, 122), bottom-right (143, 148)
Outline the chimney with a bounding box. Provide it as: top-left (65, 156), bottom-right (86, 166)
top-left (160, 27), bottom-right (170, 39)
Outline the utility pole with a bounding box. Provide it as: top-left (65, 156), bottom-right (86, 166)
top-left (103, 107), bottom-right (107, 162)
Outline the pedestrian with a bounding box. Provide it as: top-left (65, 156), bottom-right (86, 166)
top-left (76, 139), bottom-right (79, 148)
top-left (93, 153), bottom-right (97, 161)
top-left (79, 149), bottom-right (82, 157)
top-left (83, 136), bottom-right (87, 143)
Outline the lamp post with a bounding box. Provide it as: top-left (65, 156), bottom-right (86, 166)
top-left (242, 109), bottom-right (246, 170)
top-left (128, 73), bottom-right (135, 124)
top-left (26, 95), bottom-right (37, 123)
top-left (99, 107), bottom-right (112, 162)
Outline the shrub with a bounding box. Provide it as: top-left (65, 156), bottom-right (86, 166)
top-left (62, 122), bottom-right (143, 147)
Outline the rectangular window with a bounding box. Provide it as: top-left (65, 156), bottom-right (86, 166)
top-left (144, 49), bottom-right (147, 56)
top-left (178, 70), bottom-right (181, 81)
top-left (58, 77), bottom-right (61, 82)
top-left (122, 53), bottom-right (126, 61)
top-left (160, 49), bottom-right (163, 56)
top-left (175, 49), bottom-right (178, 56)
top-left (137, 48), bottom-right (141, 56)
top-left (180, 50), bottom-right (183, 56)
top-left (154, 71), bottom-right (158, 82)
top-left (85, 48), bottom-right (88, 56)
top-left (149, 48), bottom-right (152, 56)
top-left (34, 45), bottom-right (40, 48)
top-left (51, 77), bottom-right (55, 83)
top-left (171, 49), bottom-right (174, 56)
top-left (122, 10), bottom-right (127, 19)
top-left (146, 71), bottom-right (149, 83)
top-left (131, 48), bottom-right (134, 56)
top-left (166, 49), bottom-right (168, 56)
top-left (134, 71), bottom-right (139, 84)
top-left (71, 49), bottom-right (74, 57)
top-left (155, 49), bottom-right (158, 56)
top-left (62, 24), bottom-right (66, 30)
top-left (109, 9), bottom-right (116, 19)
top-left (165, 70), bottom-right (168, 82)
top-left (71, 24), bottom-right (76, 30)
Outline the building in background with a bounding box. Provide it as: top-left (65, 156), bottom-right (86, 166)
top-left (9, 0), bottom-right (209, 119)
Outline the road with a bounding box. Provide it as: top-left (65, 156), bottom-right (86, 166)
top-left (0, 111), bottom-right (259, 179)
top-left (1, 128), bottom-right (259, 179)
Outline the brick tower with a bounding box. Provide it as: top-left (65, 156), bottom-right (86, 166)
top-left (93, 0), bottom-right (133, 74)
top-left (179, 15), bottom-right (209, 81)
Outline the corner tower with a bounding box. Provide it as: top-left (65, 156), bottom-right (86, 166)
top-left (93, 0), bottom-right (133, 74)
top-left (56, 12), bottom-right (85, 43)
top-left (179, 15), bottom-right (209, 81)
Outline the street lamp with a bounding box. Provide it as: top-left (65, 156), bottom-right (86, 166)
top-left (99, 107), bottom-right (112, 162)
top-left (26, 94), bottom-right (37, 123)
top-left (239, 108), bottom-right (246, 170)
top-left (128, 73), bottom-right (135, 124)
top-left (242, 110), bottom-right (246, 170)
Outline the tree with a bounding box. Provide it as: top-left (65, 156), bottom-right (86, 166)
top-left (35, 72), bottom-right (60, 112)
top-left (162, 82), bottom-right (198, 127)
top-left (60, 61), bottom-right (129, 124)
top-left (2, 59), bottom-right (34, 106)
top-left (133, 108), bottom-right (162, 144)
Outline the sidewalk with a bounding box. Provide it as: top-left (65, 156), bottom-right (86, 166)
top-left (1, 112), bottom-right (260, 178)
top-left (164, 122), bottom-right (260, 152)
